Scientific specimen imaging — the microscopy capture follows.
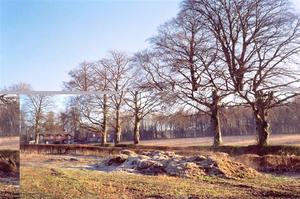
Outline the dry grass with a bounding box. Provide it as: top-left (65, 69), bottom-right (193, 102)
top-left (130, 134), bottom-right (300, 147)
top-left (0, 137), bottom-right (19, 150)
top-left (20, 153), bottom-right (101, 168)
top-left (19, 135), bottom-right (300, 199)
top-left (20, 166), bottom-right (300, 199)
top-left (20, 153), bottom-right (300, 199)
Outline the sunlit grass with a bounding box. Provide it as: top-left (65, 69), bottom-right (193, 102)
top-left (20, 167), bottom-right (300, 199)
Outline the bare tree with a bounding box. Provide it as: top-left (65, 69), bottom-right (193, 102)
top-left (2, 83), bottom-right (31, 141)
top-left (103, 51), bottom-right (133, 145)
top-left (64, 61), bottom-right (111, 146)
top-left (92, 61), bottom-right (110, 145)
top-left (43, 111), bottom-right (63, 135)
top-left (60, 106), bottom-right (81, 142)
top-left (64, 62), bottom-right (94, 91)
top-left (23, 95), bottom-right (53, 144)
top-left (125, 61), bottom-right (163, 144)
top-left (0, 95), bottom-right (19, 137)
top-left (140, 7), bottom-right (231, 146)
top-left (184, 0), bottom-right (300, 146)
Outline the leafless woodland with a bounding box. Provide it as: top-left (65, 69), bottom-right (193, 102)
top-left (0, 95), bottom-right (19, 137)
top-left (19, 0), bottom-right (300, 148)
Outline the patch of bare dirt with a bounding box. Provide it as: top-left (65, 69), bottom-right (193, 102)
top-left (0, 151), bottom-right (19, 179)
top-left (20, 153), bottom-right (102, 169)
top-left (0, 160), bottom-right (18, 178)
top-left (0, 172), bottom-right (19, 198)
top-left (0, 183), bottom-right (19, 199)
top-left (235, 154), bottom-right (300, 174)
top-left (95, 150), bottom-right (261, 179)
top-left (0, 151), bottom-right (19, 198)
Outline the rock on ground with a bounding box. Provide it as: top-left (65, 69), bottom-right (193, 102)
top-left (95, 150), bottom-right (260, 179)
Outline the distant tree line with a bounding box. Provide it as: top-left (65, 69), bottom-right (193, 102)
top-left (0, 95), bottom-right (19, 137)
top-left (20, 95), bottom-right (300, 144)
top-left (121, 97), bottom-right (300, 141)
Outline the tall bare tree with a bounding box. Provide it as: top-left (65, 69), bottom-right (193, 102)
top-left (184, 0), bottom-right (300, 146)
top-left (125, 61), bottom-right (163, 144)
top-left (0, 95), bottom-right (19, 137)
top-left (23, 95), bottom-right (53, 144)
top-left (141, 7), bottom-right (231, 146)
top-left (92, 61), bottom-right (110, 145)
top-left (103, 51), bottom-right (133, 145)
top-left (64, 61), bottom-right (111, 146)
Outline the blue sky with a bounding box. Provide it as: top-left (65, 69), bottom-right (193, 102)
top-left (0, 0), bottom-right (181, 90)
top-left (1, 0), bottom-right (300, 91)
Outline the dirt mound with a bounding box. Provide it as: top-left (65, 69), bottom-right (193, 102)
top-left (236, 154), bottom-right (300, 173)
top-left (0, 160), bottom-right (18, 178)
top-left (0, 151), bottom-right (19, 178)
top-left (96, 150), bottom-right (260, 179)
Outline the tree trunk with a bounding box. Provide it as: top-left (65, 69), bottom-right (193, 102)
top-left (211, 90), bottom-right (222, 146)
top-left (134, 117), bottom-right (141, 144)
top-left (102, 129), bottom-right (107, 146)
top-left (34, 118), bottom-right (40, 144)
top-left (35, 133), bottom-right (39, 144)
top-left (102, 94), bottom-right (108, 146)
top-left (115, 108), bottom-right (121, 145)
top-left (34, 128), bottom-right (39, 144)
top-left (253, 91), bottom-right (272, 146)
top-left (253, 107), bottom-right (270, 146)
top-left (34, 111), bottom-right (42, 144)
top-left (133, 91), bottom-right (141, 144)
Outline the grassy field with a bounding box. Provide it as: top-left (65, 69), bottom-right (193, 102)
top-left (0, 136), bottom-right (19, 150)
top-left (127, 134), bottom-right (300, 147)
top-left (19, 134), bottom-right (300, 198)
top-left (20, 167), bottom-right (300, 199)
top-left (20, 152), bottom-right (300, 199)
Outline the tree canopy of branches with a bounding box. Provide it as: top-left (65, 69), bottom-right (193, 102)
top-left (23, 95), bottom-right (53, 144)
top-left (18, 0), bottom-right (300, 148)
top-left (183, 0), bottom-right (300, 146)
top-left (124, 58), bottom-right (164, 144)
top-left (64, 60), bottom-right (111, 145)
top-left (138, 6), bottom-right (233, 145)
top-left (103, 51), bottom-right (134, 144)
